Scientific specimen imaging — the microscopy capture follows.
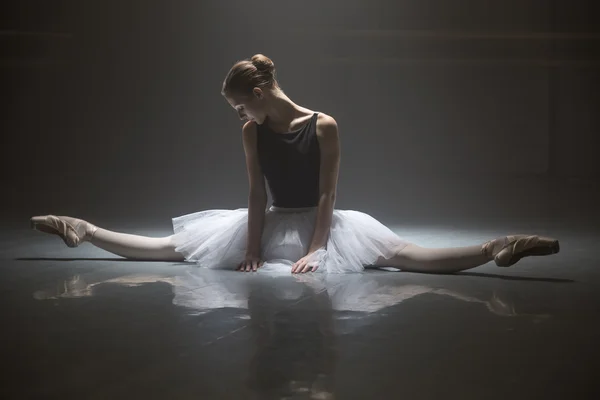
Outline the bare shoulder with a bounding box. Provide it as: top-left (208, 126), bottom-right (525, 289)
top-left (241, 120), bottom-right (258, 146)
top-left (315, 113), bottom-right (339, 138)
top-left (241, 121), bottom-right (259, 158)
top-left (242, 120), bottom-right (258, 136)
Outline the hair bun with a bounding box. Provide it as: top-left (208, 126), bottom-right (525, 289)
top-left (251, 54), bottom-right (275, 75)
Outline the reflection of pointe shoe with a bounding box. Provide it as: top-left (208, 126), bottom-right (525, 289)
top-left (486, 291), bottom-right (516, 317)
top-left (484, 235), bottom-right (560, 267)
top-left (30, 215), bottom-right (95, 248)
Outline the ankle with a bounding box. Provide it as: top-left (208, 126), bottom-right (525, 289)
top-left (481, 237), bottom-right (507, 260)
top-left (85, 223), bottom-right (98, 241)
top-left (481, 241), bottom-right (493, 260)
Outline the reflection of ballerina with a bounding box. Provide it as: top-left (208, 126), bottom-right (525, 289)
top-left (33, 270), bottom-right (553, 399)
top-left (33, 269), bottom-right (549, 320)
top-left (29, 54), bottom-right (560, 274)
top-left (291, 273), bottom-right (550, 319)
top-left (244, 278), bottom-right (337, 400)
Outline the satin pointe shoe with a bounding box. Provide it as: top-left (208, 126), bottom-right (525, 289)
top-left (482, 235), bottom-right (560, 267)
top-left (30, 215), bottom-right (96, 248)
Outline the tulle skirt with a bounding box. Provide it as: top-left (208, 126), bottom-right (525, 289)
top-left (171, 206), bottom-right (410, 273)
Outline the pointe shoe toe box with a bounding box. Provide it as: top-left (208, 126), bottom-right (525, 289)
top-left (495, 235), bottom-right (560, 267)
top-left (30, 215), bottom-right (87, 248)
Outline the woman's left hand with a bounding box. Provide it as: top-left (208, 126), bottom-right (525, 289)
top-left (291, 252), bottom-right (320, 274)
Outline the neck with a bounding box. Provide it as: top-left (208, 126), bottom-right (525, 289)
top-left (264, 90), bottom-right (300, 126)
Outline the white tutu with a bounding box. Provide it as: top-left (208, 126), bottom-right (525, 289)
top-left (171, 206), bottom-right (410, 273)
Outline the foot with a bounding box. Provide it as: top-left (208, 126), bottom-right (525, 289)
top-left (482, 235), bottom-right (560, 267)
top-left (30, 215), bottom-right (97, 248)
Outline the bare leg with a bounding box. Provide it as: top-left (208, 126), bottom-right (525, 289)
top-left (31, 215), bottom-right (185, 261)
top-left (91, 228), bottom-right (184, 261)
top-left (376, 243), bottom-right (490, 273)
top-left (375, 235), bottom-right (559, 273)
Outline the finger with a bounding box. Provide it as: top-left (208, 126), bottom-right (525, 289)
top-left (246, 262), bottom-right (252, 272)
top-left (252, 261), bottom-right (257, 271)
top-left (301, 263), bottom-right (312, 273)
top-left (297, 262), bottom-right (306, 274)
top-left (237, 262), bottom-right (243, 271)
top-left (259, 261), bottom-right (264, 268)
top-left (291, 263), bottom-right (297, 273)
top-left (312, 264), bottom-right (319, 272)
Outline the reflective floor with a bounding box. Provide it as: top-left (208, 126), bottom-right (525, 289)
top-left (3, 180), bottom-right (600, 399)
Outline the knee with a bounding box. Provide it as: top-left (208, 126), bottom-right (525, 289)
top-left (391, 244), bottom-right (439, 270)
top-left (165, 235), bottom-right (179, 248)
top-left (394, 243), bottom-right (420, 258)
top-left (375, 243), bottom-right (416, 268)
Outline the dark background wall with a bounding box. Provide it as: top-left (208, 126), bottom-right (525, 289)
top-left (2, 1), bottom-right (598, 226)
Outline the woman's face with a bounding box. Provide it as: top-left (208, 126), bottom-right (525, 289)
top-left (226, 89), bottom-right (267, 124)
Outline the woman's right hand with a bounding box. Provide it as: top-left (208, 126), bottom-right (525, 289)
top-left (237, 253), bottom-right (264, 272)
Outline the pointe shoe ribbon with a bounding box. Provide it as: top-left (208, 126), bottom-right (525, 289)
top-left (494, 235), bottom-right (560, 267)
top-left (30, 215), bottom-right (90, 248)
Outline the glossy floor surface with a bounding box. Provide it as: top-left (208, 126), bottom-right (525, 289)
top-left (3, 179), bottom-right (600, 399)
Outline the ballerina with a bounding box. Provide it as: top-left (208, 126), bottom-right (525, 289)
top-left (31, 54), bottom-right (560, 274)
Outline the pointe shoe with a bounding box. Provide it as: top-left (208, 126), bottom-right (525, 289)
top-left (484, 235), bottom-right (560, 267)
top-left (30, 215), bottom-right (95, 248)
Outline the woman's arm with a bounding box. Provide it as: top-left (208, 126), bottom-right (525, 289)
top-left (241, 121), bottom-right (268, 271)
top-left (307, 114), bottom-right (340, 254)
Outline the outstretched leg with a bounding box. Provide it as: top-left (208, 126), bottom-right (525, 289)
top-left (31, 215), bottom-right (185, 261)
top-left (376, 235), bottom-right (559, 273)
top-left (376, 243), bottom-right (489, 273)
top-left (91, 228), bottom-right (184, 261)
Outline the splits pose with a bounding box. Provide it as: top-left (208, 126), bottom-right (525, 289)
top-left (31, 54), bottom-right (560, 274)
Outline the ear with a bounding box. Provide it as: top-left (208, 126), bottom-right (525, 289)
top-left (252, 87), bottom-right (263, 99)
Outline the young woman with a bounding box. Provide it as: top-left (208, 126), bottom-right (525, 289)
top-left (30, 54), bottom-right (560, 274)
